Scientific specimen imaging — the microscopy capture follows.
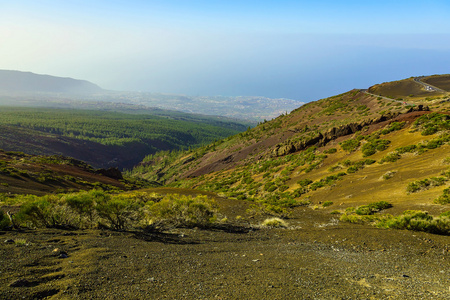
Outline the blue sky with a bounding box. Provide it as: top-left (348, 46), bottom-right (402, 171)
top-left (1, 1), bottom-right (450, 101)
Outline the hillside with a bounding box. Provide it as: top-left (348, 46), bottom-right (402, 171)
top-left (0, 70), bottom-right (103, 94)
top-left (0, 108), bottom-right (248, 170)
top-left (2, 75), bottom-right (450, 299)
top-left (0, 150), bottom-right (135, 197)
top-left (130, 75), bottom-right (450, 218)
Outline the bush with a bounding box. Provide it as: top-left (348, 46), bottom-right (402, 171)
top-left (379, 152), bottom-right (401, 163)
top-left (324, 148), bottom-right (337, 154)
top-left (322, 201), bottom-right (333, 207)
top-left (355, 201), bottom-right (393, 215)
top-left (0, 210), bottom-right (11, 230)
top-left (340, 138), bottom-right (360, 152)
top-left (381, 121), bottom-right (405, 135)
top-left (261, 217), bottom-right (288, 228)
top-left (395, 145), bottom-right (417, 154)
top-left (278, 185), bottom-right (289, 192)
top-left (65, 191), bottom-right (97, 227)
top-left (378, 210), bottom-right (450, 235)
top-left (16, 195), bottom-right (72, 228)
top-left (95, 194), bottom-right (140, 230)
top-left (147, 194), bottom-right (218, 229)
top-left (297, 179), bottom-right (313, 187)
top-left (361, 139), bottom-right (390, 157)
top-left (407, 177), bottom-right (448, 194)
top-left (434, 188), bottom-right (450, 205)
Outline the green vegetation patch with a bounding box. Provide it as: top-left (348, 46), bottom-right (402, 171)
top-left (413, 113), bottom-right (450, 136)
top-left (434, 188), bottom-right (450, 205)
top-left (406, 176), bottom-right (448, 193)
top-left (377, 210), bottom-right (450, 235)
top-left (361, 139), bottom-right (390, 157)
top-left (12, 190), bottom-right (219, 231)
top-left (0, 107), bottom-right (247, 152)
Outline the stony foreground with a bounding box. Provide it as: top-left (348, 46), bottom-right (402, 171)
top-left (1, 208), bottom-right (450, 299)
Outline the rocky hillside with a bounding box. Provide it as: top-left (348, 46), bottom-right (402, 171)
top-left (130, 75), bottom-right (450, 217)
top-left (0, 150), bottom-right (145, 197)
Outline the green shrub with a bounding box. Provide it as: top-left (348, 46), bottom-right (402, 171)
top-left (147, 194), bottom-right (218, 228)
top-left (407, 177), bottom-right (448, 194)
top-left (310, 181), bottom-right (325, 190)
top-left (278, 185), bottom-right (289, 192)
top-left (413, 113), bottom-right (450, 135)
top-left (297, 179), bottom-right (313, 187)
top-left (395, 145), bottom-right (417, 154)
top-left (324, 148), bottom-right (337, 154)
top-left (434, 188), bottom-right (450, 205)
top-left (379, 152), bottom-right (401, 163)
top-left (261, 217), bottom-right (288, 228)
top-left (363, 159), bottom-right (376, 165)
top-left (322, 201), bottom-right (333, 207)
top-left (347, 166), bottom-right (360, 173)
top-left (264, 182), bottom-right (277, 192)
top-left (0, 210), bottom-right (11, 230)
top-left (16, 195), bottom-right (71, 228)
top-left (95, 194), bottom-right (141, 230)
top-left (361, 139), bottom-right (390, 157)
top-left (340, 138), bottom-right (360, 152)
top-left (378, 210), bottom-right (450, 235)
top-left (381, 121), bottom-right (405, 135)
top-left (355, 201), bottom-right (393, 215)
top-left (65, 191), bottom-right (97, 227)
top-left (439, 211), bottom-right (450, 217)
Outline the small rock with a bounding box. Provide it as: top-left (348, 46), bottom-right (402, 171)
top-left (59, 253), bottom-right (68, 259)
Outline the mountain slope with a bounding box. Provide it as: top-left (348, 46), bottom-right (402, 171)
top-left (0, 150), bottom-right (130, 196)
top-left (0, 108), bottom-right (249, 170)
top-left (130, 75), bottom-right (450, 218)
top-left (0, 70), bottom-right (103, 94)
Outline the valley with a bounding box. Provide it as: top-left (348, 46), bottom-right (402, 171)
top-left (1, 74), bottom-right (450, 299)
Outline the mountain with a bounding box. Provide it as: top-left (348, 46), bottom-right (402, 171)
top-left (0, 70), bottom-right (103, 94)
top-left (0, 70), bottom-right (302, 122)
top-left (1, 75), bottom-right (450, 299)
top-left (131, 74), bottom-right (450, 220)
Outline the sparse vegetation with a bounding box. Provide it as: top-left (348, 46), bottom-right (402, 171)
top-left (434, 188), bottom-right (450, 205)
top-left (322, 201), bottom-right (333, 207)
top-left (377, 210), bottom-right (450, 235)
top-left (260, 217), bottom-right (288, 228)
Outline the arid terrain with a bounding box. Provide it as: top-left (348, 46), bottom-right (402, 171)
top-left (1, 195), bottom-right (450, 299)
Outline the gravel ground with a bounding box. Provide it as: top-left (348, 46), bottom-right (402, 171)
top-left (1, 207), bottom-right (450, 299)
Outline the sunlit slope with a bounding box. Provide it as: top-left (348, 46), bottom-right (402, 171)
top-left (421, 74), bottom-right (450, 92)
top-left (130, 76), bottom-right (450, 215)
top-left (368, 76), bottom-right (450, 101)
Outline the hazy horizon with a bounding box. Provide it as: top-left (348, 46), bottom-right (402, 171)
top-left (1, 1), bottom-right (450, 102)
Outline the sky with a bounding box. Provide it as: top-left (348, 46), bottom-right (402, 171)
top-left (1, 0), bottom-right (450, 101)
